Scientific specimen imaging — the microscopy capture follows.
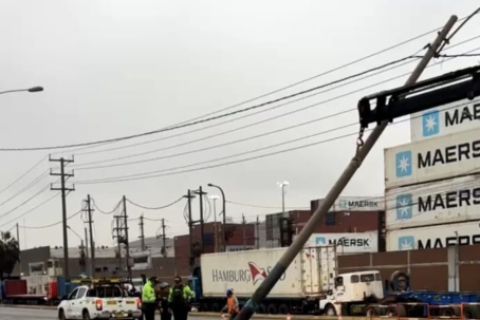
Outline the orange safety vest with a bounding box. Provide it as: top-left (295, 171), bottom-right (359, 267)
top-left (227, 296), bottom-right (239, 313)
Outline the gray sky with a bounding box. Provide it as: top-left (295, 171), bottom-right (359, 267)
top-left (0, 0), bottom-right (478, 249)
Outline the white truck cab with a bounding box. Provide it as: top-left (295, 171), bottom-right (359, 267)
top-left (319, 270), bottom-right (384, 316)
top-left (57, 281), bottom-right (142, 320)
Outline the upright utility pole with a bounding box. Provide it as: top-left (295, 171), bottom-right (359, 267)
top-left (196, 187), bottom-right (207, 252)
top-left (122, 196), bottom-right (131, 280)
top-left (255, 216), bottom-right (260, 249)
top-left (50, 156), bottom-right (75, 278)
top-left (185, 190), bottom-right (195, 267)
top-left (234, 15), bottom-right (458, 320)
top-left (242, 214), bottom-right (246, 249)
top-left (85, 195), bottom-right (95, 277)
top-left (139, 215), bottom-right (145, 251)
top-left (16, 223), bottom-right (21, 273)
top-left (161, 218), bottom-right (167, 258)
top-left (84, 227), bottom-right (90, 276)
top-left (113, 216), bottom-right (123, 271)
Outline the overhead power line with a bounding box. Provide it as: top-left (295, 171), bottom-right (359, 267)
top-left (18, 209), bottom-right (82, 230)
top-left (0, 56), bottom-right (422, 152)
top-left (72, 34), bottom-right (480, 170)
top-left (73, 43), bottom-right (480, 181)
top-left (126, 196), bottom-right (185, 210)
top-left (0, 192), bottom-right (60, 228)
top-left (0, 156), bottom-right (46, 197)
top-left (227, 200), bottom-right (309, 210)
top-left (92, 198), bottom-right (122, 215)
top-left (74, 53), bottom-right (480, 186)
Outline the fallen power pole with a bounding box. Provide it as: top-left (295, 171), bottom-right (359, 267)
top-left (50, 156), bottom-right (75, 278)
top-left (234, 15), bottom-right (459, 320)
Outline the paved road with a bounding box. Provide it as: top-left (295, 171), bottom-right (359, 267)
top-left (0, 307), bottom-right (226, 320)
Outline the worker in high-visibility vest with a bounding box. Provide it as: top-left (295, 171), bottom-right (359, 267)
top-left (221, 289), bottom-right (239, 320)
top-left (142, 276), bottom-right (158, 320)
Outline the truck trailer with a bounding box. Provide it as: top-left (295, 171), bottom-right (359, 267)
top-left (189, 245), bottom-right (337, 314)
top-left (188, 246), bottom-right (480, 316)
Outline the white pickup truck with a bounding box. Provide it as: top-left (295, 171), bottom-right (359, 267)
top-left (57, 282), bottom-right (142, 320)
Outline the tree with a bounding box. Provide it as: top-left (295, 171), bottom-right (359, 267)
top-left (0, 231), bottom-right (20, 279)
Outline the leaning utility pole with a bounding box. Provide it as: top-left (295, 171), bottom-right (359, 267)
top-left (85, 195), bottom-right (95, 277)
top-left (50, 156), bottom-right (75, 278)
top-left (234, 15), bottom-right (458, 320)
top-left (139, 215), bottom-right (145, 251)
top-left (161, 218), bottom-right (167, 258)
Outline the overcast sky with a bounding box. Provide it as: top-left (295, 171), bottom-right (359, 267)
top-left (0, 0), bottom-right (478, 249)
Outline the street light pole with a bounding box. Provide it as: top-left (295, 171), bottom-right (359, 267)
top-left (277, 181), bottom-right (289, 217)
top-left (207, 183), bottom-right (226, 251)
top-left (209, 195), bottom-right (220, 252)
top-left (0, 86), bottom-right (43, 95)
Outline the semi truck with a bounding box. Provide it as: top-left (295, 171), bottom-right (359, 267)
top-left (188, 246), bottom-right (480, 316)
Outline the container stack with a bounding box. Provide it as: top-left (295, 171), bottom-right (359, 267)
top-left (384, 97), bottom-right (480, 251)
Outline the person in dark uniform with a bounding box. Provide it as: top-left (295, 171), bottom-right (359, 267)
top-left (159, 282), bottom-right (172, 320)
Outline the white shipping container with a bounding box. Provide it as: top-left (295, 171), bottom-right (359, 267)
top-left (200, 246), bottom-right (336, 298)
top-left (24, 275), bottom-right (53, 295)
top-left (386, 221), bottom-right (480, 251)
top-left (333, 196), bottom-right (384, 211)
top-left (386, 174), bottom-right (480, 230)
top-left (305, 232), bottom-right (378, 253)
top-left (410, 97), bottom-right (480, 142)
top-left (384, 127), bottom-right (480, 189)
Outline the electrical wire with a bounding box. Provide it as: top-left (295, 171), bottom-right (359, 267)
top-left (18, 209), bottom-right (82, 229)
top-left (0, 55), bottom-right (424, 152)
top-left (73, 34), bottom-right (480, 171)
top-left (75, 60), bottom-right (480, 186)
top-left (92, 198), bottom-right (122, 215)
top-left (0, 185), bottom-right (51, 220)
top-left (227, 200), bottom-right (309, 210)
top-left (0, 156), bottom-right (46, 197)
top-left (0, 171), bottom-right (49, 207)
top-left (126, 196), bottom-right (184, 210)
top-left (0, 192), bottom-right (60, 228)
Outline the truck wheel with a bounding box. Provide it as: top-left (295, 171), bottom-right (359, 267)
top-left (278, 304), bottom-right (289, 315)
top-left (267, 303), bottom-right (278, 314)
top-left (58, 309), bottom-right (67, 320)
top-left (82, 310), bottom-right (91, 320)
top-left (325, 304), bottom-right (336, 316)
top-left (366, 306), bottom-right (381, 317)
top-left (464, 306), bottom-right (480, 319)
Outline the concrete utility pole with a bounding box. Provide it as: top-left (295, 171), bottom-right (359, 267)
top-left (85, 195), bottom-right (95, 277)
top-left (242, 214), bottom-right (247, 249)
top-left (16, 223), bottom-right (21, 274)
top-left (277, 181), bottom-right (289, 218)
top-left (84, 227), bottom-right (90, 276)
top-left (139, 215), bottom-right (145, 251)
top-left (233, 15), bottom-right (458, 320)
top-left (161, 218), bottom-right (167, 258)
top-left (195, 187), bottom-right (207, 253)
top-left (50, 156), bottom-right (75, 278)
top-left (255, 216), bottom-right (260, 249)
top-left (122, 196), bottom-right (132, 280)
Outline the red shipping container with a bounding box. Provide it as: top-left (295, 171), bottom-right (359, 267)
top-left (5, 279), bottom-right (27, 296)
top-left (47, 281), bottom-right (58, 299)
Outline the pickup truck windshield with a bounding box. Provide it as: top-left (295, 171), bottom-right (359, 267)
top-left (87, 285), bottom-right (124, 298)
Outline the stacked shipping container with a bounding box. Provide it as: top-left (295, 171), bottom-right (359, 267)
top-left (384, 97), bottom-right (480, 251)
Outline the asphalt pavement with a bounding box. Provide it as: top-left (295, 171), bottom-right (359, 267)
top-left (0, 306), bottom-right (225, 320)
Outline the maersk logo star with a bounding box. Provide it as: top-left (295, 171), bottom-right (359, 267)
top-left (396, 194), bottom-right (413, 220)
top-left (395, 150), bottom-right (412, 177)
top-left (315, 236), bottom-right (326, 245)
top-left (422, 110), bottom-right (439, 137)
top-left (398, 236), bottom-right (415, 250)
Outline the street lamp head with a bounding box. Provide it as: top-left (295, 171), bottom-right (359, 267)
top-left (209, 195), bottom-right (220, 200)
top-left (28, 86), bottom-right (43, 93)
top-left (207, 183), bottom-right (214, 187)
top-left (277, 181), bottom-right (290, 187)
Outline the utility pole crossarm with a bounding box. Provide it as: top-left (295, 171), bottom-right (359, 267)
top-left (233, 15), bottom-right (458, 320)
